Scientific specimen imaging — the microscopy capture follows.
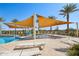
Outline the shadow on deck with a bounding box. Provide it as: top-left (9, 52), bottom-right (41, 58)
top-left (54, 48), bottom-right (68, 52)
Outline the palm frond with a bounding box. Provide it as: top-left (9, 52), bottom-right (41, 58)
top-left (59, 3), bottom-right (79, 16)
top-left (71, 9), bottom-right (79, 13)
top-left (59, 13), bottom-right (66, 17)
top-left (60, 10), bottom-right (65, 12)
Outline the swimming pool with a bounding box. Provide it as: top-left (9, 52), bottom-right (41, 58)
top-left (0, 36), bottom-right (18, 44)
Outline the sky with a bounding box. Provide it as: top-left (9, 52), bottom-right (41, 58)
top-left (0, 3), bottom-right (79, 30)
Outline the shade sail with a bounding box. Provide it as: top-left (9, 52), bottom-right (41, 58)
top-left (37, 15), bottom-right (72, 28)
top-left (6, 14), bottom-right (72, 28)
top-left (7, 16), bottom-right (34, 28)
top-left (15, 16), bottom-right (34, 27)
top-left (6, 23), bottom-right (25, 28)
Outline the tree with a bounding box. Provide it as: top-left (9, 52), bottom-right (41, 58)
top-left (0, 17), bottom-right (4, 34)
top-left (11, 19), bottom-right (18, 23)
top-left (48, 16), bottom-right (57, 30)
top-left (59, 4), bottom-right (79, 33)
top-left (48, 16), bottom-right (56, 19)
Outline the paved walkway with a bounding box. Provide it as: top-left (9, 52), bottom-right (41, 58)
top-left (0, 35), bottom-right (79, 56)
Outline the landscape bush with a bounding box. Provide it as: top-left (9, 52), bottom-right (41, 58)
top-left (67, 44), bottom-right (79, 56)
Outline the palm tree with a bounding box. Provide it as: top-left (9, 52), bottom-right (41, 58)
top-left (59, 4), bottom-right (79, 33)
top-left (48, 16), bottom-right (57, 30)
top-left (0, 17), bottom-right (4, 34)
top-left (12, 19), bottom-right (18, 23)
top-left (48, 16), bottom-right (56, 20)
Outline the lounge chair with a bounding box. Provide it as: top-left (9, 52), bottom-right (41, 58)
top-left (0, 45), bottom-right (41, 56)
top-left (0, 48), bottom-right (41, 56)
top-left (15, 35), bottom-right (33, 40)
top-left (19, 48), bottom-right (41, 56)
top-left (14, 42), bottom-right (45, 50)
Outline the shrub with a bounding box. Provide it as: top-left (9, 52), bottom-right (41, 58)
top-left (67, 44), bottom-right (79, 56)
top-left (69, 31), bottom-right (75, 36)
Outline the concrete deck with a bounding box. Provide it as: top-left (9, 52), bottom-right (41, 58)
top-left (0, 35), bottom-right (79, 56)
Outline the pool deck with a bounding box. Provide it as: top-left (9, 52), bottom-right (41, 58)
top-left (0, 34), bottom-right (79, 56)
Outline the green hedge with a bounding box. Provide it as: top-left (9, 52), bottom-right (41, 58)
top-left (67, 44), bottom-right (79, 56)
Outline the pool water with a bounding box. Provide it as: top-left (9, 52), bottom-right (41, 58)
top-left (0, 36), bottom-right (18, 44)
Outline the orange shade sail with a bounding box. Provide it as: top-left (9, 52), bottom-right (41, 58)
top-left (7, 16), bottom-right (34, 28)
top-left (37, 15), bottom-right (72, 28)
top-left (6, 14), bottom-right (72, 28)
top-left (6, 23), bottom-right (25, 28)
top-left (15, 16), bottom-right (34, 27)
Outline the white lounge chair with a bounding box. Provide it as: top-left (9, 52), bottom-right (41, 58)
top-left (20, 48), bottom-right (41, 56)
top-left (0, 48), bottom-right (41, 56)
top-left (14, 42), bottom-right (45, 50)
top-left (15, 35), bottom-right (32, 40)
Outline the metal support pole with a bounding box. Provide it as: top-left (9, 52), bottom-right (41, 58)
top-left (14, 24), bottom-right (16, 38)
top-left (0, 27), bottom-right (1, 35)
top-left (76, 22), bottom-right (78, 37)
top-left (25, 27), bottom-right (27, 36)
top-left (15, 27), bottom-right (16, 37)
top-left (33, 14), bottom-right (36, 39)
